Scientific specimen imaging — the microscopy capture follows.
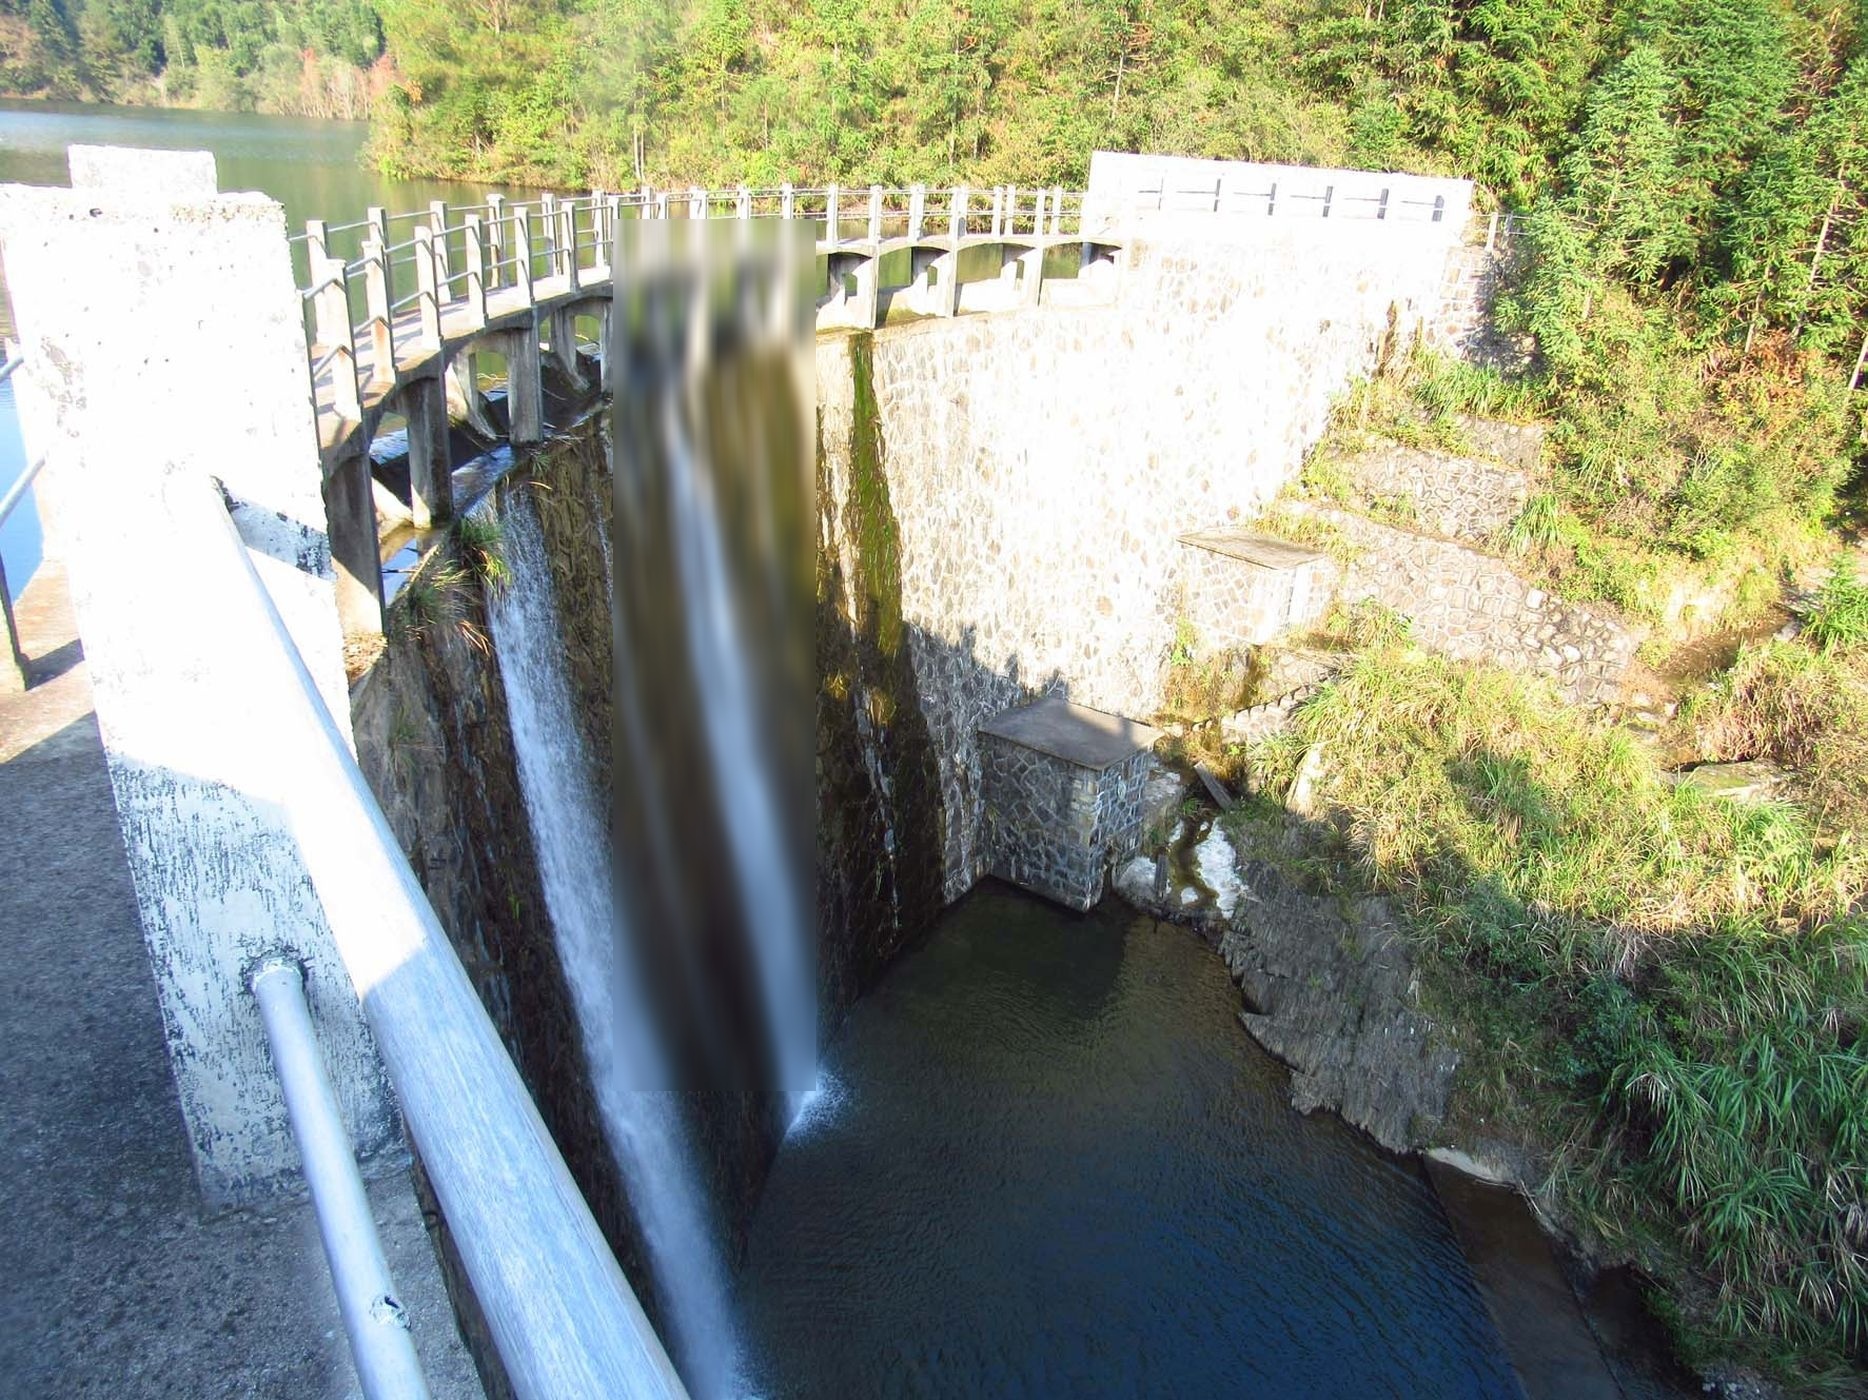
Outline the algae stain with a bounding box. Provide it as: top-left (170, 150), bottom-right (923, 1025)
top-left (847, 332), bottom-right (905, 659)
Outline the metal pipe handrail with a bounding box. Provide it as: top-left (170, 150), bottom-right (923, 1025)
top-left (190, 477), bottom-right (688, 1400)
top-left (0, 454), bottom-right (46, 529)
top-left (249, 956), bottom-right (430, 1400)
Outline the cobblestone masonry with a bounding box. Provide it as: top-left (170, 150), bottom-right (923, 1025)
top-left (1180, 534), bottom-right (1334, 649)
top-left (1306, 505), bottom-right (1643, 704)
top-left (980, 737), bottom-right (1157, 911)
top-left (818, 214), bottom-right (1471, 898)
top-left (1425, 227), bottom-right (1526, 368)
top-left (1337, 443), bottom-right (1532, 544)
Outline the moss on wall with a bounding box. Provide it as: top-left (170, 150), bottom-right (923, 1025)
top-left (815, 332), bottom-right (946, 1014)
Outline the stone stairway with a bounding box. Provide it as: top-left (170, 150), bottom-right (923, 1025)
top-left (1181, 422), bottom-right (1644, 708)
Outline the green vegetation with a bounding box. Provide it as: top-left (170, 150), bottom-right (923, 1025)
top-left (452, 510), bottom-right (512, 594)
top-left (0, 0), bottom-right (384, 112)
top-left (1250, 639), bottom-right (1868, 1381)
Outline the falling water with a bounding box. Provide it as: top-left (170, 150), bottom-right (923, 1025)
top-left (483, 490), bottom-right (737, 1398)
top-left (656, 395), bottom-right (817, 1105)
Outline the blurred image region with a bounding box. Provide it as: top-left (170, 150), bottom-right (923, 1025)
top-left (608, 214), bottom-right (817, 1098)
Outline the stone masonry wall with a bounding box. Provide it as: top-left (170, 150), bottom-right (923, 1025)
top-left (980, 739), bottom-right (1154, 911)
top-left (1181, 541), bottom-right (1333, 649)
top-left (1336, 444), bottom-right (1531, 544)
top-left (1310, 505), bottom-right (1643, 704)
top-left (819, 213), bottom-right (1469, 899)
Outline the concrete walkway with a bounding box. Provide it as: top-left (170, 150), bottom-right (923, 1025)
top-left (0, 563), bottom-right (482, 1398)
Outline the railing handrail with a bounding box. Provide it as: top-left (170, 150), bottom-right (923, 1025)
top-left (190, 474), bottom-right (689, 1400)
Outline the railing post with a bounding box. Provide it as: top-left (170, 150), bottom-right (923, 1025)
top-left (908, 184), bottom-right (926, 241)
top-left (991, 186), bottom-right (1004, 237)
top-left (1432, 194), bottom-right (1446, 223)
top-left (1377, 187), bottom-right (1390, 221)
top-left (1266, 181), bottom-right (1278, 216)
top-left (513, 208), bottom-right (534, 305)
top-left (364, 237), bottom-right (394, 386)
top-left (689, 186), bottom-right (706, 219)
top-left (414, 224), bottom-right (442, 349)
top-left (780, 183), bottom-right (794, 219)
top-left (654, 190), bottom-right (669, 220)
top-left (1322, 184), bottom-right (1335, 218)
top-left (563, 202), bottom-right (581, 293)
top-left (486, 194), bottom-right (507, 290)
top-left (1485, 210), bottom-right (1499, 253)
top-left (867, 184), bottom-right (883, 243)
top-left (949, 185), bottom-right (967, 240)
top-left (463, 213), bottom-right (487, 328)
top-left (737, 184), bottom-right (751, 220)
top-left (324, 265), bottom-right (362, 423)
top-left (305, 217), bottom-right (331, 273)
top-left (427, 199), bottom-right (451, 304)
top-left (1051, 186), bottom-right (1064, 234)
top-left (826, 184), bottom-right (840, 245)
top-left (539, 193), bottom-right (560, 278)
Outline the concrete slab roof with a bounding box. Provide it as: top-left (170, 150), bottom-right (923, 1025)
top-left (1177, 529), bottom-right (1324, 569)
top-left (978, 694), bottom-right (1163, 771)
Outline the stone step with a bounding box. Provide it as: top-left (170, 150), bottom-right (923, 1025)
top-left (1286, 504), bottom-right (1643, 706)
top-left (1327, 439), bottom-right (1533, 546)
top-left (1454, 414), bottom-right (1546, 474)
top-left (1177, 529), bottom-right (1334, 649)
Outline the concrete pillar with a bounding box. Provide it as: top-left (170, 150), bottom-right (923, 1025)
top-left (506, 328), bottom-right (545, 445)
top-left (850, 252), bottom-right (881, 329)
top-left (1017, 242), bottom-right (1045, 309)
top-left (548, 304), bottom-right (585, 387)
top-left (326, 444), bottom-right (385, 636)
top-left (402, 374), bottom-right (451, 527)
top-left (446, 349), bottom-right (498, 439)
top-left (0, 146), bottom-right (400, 1204)
top-left (931, 248), bottom-right (960, 317)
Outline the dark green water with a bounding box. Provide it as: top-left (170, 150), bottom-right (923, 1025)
top-left (738, 884), bottom-right (1522, 1398)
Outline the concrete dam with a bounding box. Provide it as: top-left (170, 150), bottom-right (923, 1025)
top-left (0, 144), bottom-right (1630, 1398)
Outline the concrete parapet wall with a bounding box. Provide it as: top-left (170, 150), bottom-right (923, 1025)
top-left (0, 155), bottom-right (399, 1204)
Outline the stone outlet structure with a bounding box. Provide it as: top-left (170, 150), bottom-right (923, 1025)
top-left (978, 697), bottom-right (1161, 911)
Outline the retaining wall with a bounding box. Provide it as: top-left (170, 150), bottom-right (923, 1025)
top-left (819, 209), bottom-right (1470, 898)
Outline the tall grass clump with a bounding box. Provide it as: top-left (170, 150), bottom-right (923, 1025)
top-left (453, 514), bottom-right (513, 595)
top-left (1687, 640), bottom-right (1868, 839)
top-left (1805, 560), bottom-right (1868, 656)
top-left (1255, 642), bottom-right (1868, 1378)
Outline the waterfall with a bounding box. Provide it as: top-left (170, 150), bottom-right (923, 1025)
top-left (656, 395), bottom-right (816, 1104)
top-left (484, 490), bottom-right (737, 1398)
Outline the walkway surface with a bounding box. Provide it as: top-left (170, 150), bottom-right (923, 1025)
top-left (0, 562), bottom-right (483, 1398)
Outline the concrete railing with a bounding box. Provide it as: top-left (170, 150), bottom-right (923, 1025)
top-left (293, 183), bottom-right (1108, 458)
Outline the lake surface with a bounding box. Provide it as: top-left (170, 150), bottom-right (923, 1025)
top-left (737, 884), bottom-right (1522, 1398)
top-left (0, 100), bottom-right (530, 600)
